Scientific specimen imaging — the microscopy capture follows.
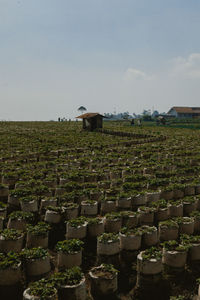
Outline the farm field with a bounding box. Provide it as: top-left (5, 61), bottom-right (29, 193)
top-left (1, 121), bottom-right (200, 300)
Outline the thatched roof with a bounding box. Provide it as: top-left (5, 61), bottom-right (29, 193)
top-left (76, 113), bottom-right (105, 119)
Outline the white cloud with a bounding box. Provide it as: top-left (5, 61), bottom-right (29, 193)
top-left (124, 68), bottom-right (154, 81)
top-left (171, 53), bottom-right (200, 79)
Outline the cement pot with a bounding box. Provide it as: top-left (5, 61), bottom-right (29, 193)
top-left (155, 207), bottom-right (169, 222)
top-left (100, 200), bottom-right (116, 215)
top-left (158, 221), bottom-right (179, 241)
top-left (0, 262), bottom-right (22, 286)
top-left (45, 210), bottom-right (62, 224)
top-left (23, 287), bottom-right (57, 300)
top-left (57, 250), bottom-right (82, 270)
top-left (66, 221), bottom-right (87, 239)
top-left (119, 231), bottom-right (142, 251)
top-left (132, 194), bottom-right (147, 206)
top-left (63, 205), bottom-right (79, 220)
top-left (7, 218), bottom-right (27, 231)
top-left (168, 203), bottom-right (183, 217)
top-left (97, 234), bottom-right (120, 256)
top-left (183, 200), bottom-right (197, 216)
top-left (104, 216), bottom-right (122, 233)
top-left (89, 264), bottom-right (118, 296)
top-left (116, 197), bottom-right (132, 209)
top-left (0, 232), bottom-right (24, 253)
top-left (146, 191), bottom-right (161, 203)
top-left (160, 190), bottom-right (174, 201)
top-left (162, 248), bottom-right (187, 268)
top-left (80, 201), bottom-right (98, 216)
top-left (58, 277), bottom-right (86, 300)
top-left (25, 256), bottom-right (51, 277)
top-left (26, 232), bottom-right (49, 249)
top-left (189, 243), bottom-right (200, 261)
top-left (87, 218), bottom-right (104, 238)
top-left (20, 199), bottom-right (38, 213)
top-left (138, 207), bottom-right (155, 225)
top-left (137, 251), bottom-right (162, 275)
top-left (178, 218), bottom-right (194, 235)
top-left (142, 226), bottom-right (158, 247)
top-left (0, 217), bottom-right (4, 230)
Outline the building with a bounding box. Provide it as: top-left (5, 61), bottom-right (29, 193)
top-left (76, 113), bottom-right (104, 131)
top-left (168, 107), bottom-right (200, 118)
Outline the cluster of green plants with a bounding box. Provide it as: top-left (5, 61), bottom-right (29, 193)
top-left (55, 239), bottom-right (84, 253)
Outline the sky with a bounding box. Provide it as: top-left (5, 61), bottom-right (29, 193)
top-left (1, 0), bottom-right (200, 120)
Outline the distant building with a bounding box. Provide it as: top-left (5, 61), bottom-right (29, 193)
top-left (152, 110), bottom-right (159, 118)
top-left (76, 113), bottom-right (104, 131)
top-left (168, 107), bottom-right (200, 118)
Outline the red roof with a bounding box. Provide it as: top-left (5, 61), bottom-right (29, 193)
top-left (169, 106), bottom-right (200, 114)
top-left (76, 113), bottom-right (104, 119)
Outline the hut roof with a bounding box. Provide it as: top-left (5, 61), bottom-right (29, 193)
top-left (168, 106), bottom-right (200, 114)
top-left (76, 113), bottom-right (105, 119)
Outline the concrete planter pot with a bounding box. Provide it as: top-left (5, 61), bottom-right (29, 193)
top-left (168, 203), bottom-right (183, 217)
top-left (183, 201), bottom-right (197, 215)
top-left (193, 218), bottom-right (200, 233)
top-left (55, 187), bottom-right (66, 197)
top-left (0, 217), bottom-right (4, 230)
top-left (66, 222), bottom-right (87, 239)
top-left (88, 220), bottom-right (104, 238)
top-left (2, 177), bottom-right (17, 187)
top-left (97, 239), bottom-right (120, 256)
top-left (57, 250), bottom-right (82, 269)
top-left (195, 185), bottom-right (200, 195)
top-left (110, 171), bottom-right (121, 180)
top-left (104, 217), bottom-right (122, 233)
top-left (0, 207), bottom-right (7, 218)
top-left (121, 213), bottom-right (138, 228)
top-left (173, 189), bottom-right (184, 199)
top-left (40, 198), bottom-right (57, 211)
top-left (90, 191), bottom-right (102, 201)
top-left (8, 195), bottom-right (20, 207)
top-left (7, 218), bottom-right (27, 231)
top-left (160, 190), bottom-right (174, 201)
top-left (119, 232), bottom-right (141, 251)
top-left (0, 234), bottom-right (24, 253)
top-left (0, 186), bottom-right (9, 198)
top-left (20, 199), bottom-right (38, 213)
top-left (116, 197), bottom-right (132, 209)
top-left (0, 262), bottom-right (22, 286)
top-left (158, 225), bottom-right (179, 241)
top-left (146, 191), bottom-right (160, 203)
top-left (26, 232), bottom-right (49, 249)
top-left (59, 277), bottom-right (86, 300)
top-left (25, 256), bottom-right (51, 277)
top-left (142, 227), bottom-right (158, 247)
top-left (89, 265), bottom-right (118, 296)
top-left (45, 210), bottom-right (62, 224)
top-left (189, 243), bottom-right (200, 261)
top-left (155, 208), bottom-right (169, 222)
top-left (162, 249), bottom-right (187, 268)
top-left (179, 220), bottom-right (194, 235)
top-left (132, 194), bottom-right (147, 206)
top-left (23, 287), bottom-right (57, 300)
top-left (80, 201), bottom-right (98, 216)
top-left (137, 252), bottom-right (162, 275)
top-left (64, 206), bottom-right (79, 220)
top-left (100, 201), bottom-right (116, 214)
top-left (138, 209), bottom-right (154, 225)
top-left (184, 186), bottom-right (195, 196)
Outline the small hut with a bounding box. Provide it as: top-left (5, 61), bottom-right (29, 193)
top-left (76, 113), bottom-right (105, 131)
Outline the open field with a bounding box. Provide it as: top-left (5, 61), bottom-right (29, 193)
top-left (1, 121), bottom-right (200, 300)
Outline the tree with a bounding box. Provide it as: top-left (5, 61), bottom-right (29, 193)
top-left (78, 106), bottom-right (87, 114)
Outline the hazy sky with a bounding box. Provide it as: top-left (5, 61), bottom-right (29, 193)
top-left (1, 0), bottom-right (200, 120)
